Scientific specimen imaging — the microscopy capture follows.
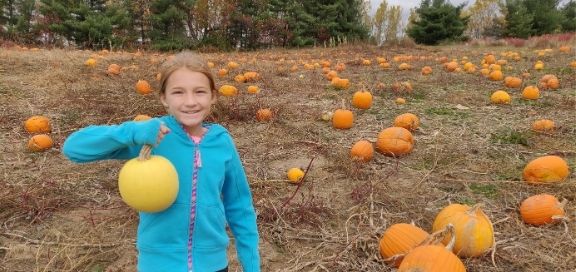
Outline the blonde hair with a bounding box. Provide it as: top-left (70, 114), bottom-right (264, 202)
top-left (158, 51), bottom-right (216, 96)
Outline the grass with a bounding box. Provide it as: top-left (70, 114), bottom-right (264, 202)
top-left (1, 42), bottom-right (575, 272)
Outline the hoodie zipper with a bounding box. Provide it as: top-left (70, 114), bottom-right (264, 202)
top-left (187, 137), bottom-right (202, 272)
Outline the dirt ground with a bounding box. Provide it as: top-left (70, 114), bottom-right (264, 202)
top-left (1, 41), bottom-right (575, 272)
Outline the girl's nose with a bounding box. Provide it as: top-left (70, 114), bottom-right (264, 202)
top-left (183, 93), bottom-right (198, 105)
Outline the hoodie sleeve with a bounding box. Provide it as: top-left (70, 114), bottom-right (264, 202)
top-left (222, 136), bottom-right (260, 272)
top-left (62, 118), bottom-right (162, 163)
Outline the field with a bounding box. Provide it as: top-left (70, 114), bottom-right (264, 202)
top-left (1, 39), bottom-right (575, 272)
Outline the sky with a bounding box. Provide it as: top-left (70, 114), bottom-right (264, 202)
top-left (368, 0), bottom-right (470, 15)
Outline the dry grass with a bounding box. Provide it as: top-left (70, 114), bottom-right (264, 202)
top-left (1, 43), bottom-right (575, 272)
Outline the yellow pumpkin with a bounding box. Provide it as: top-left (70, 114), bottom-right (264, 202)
top-left (218, 85), bottom-right (238, 97)
top-left (432, 204), bottom-right (494, 257)
top-left (350, 140), bottom-right (374, 162)
top-left (118, 145), bottom-right (179, 213)
top-left (523, 155), bottom-right (569, 184)
top-left (379, 223), bottom-right (430, 267)
top-left (287, 168), bottom-right (305, 184)
top-left (520, 194), bottom-right (566, 226)
top-left (28, 134), bottom-right (54, 152)
top-left (376, 127), bottom-right (414, 157)
top-left (24, 115), bottom-right (52, 134)
top-left (490, 90), bottom-right (511, 104)
top-left (84, 58), bottom-right (97, 67)
top-left (351, 90), bottom-right (373, 110)
top-left (395, 97), bottom-right (406, 105)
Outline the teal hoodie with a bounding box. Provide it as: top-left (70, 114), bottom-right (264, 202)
top-left (62, 115), bottom-right (260, 272)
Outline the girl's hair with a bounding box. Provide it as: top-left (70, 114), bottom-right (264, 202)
top-left (158, 51), bottom-right (216, 96)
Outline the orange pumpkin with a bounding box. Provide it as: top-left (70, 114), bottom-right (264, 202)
top-left (247, 85), bottom-right (260, 94)
top-left (332, 108), bottom-right (354, 129)
top-left (531, 119), bottom-right (555, 132)
top-left (376, 127), bottom-right (414, 157)
top-left (28, 134), bottom-right (54, 152)
top-left (520, 194), bottom-right (566, 226)
top-left (135, 80), bottom-right (152, 95)
top-left (504, 76), bottom-right (522, 88)
top-left (393, 113), bottom-right (420, 131)
top-left (444, 61), bottom-right (459, 72)
top-left (488, 70), bottom-right (503, 81)
top-left (523, 155), bottom-right (570, 184)
top-left (107, 63), bottom-right (121, 75)
top-left (24, 116), bottom-right (52, 134)
top-left (331, 77), bottom-right (350, 90)
top-left (350, 140), bottom-right (374, 162)
top-left (539, 74), bottom-right (560, 90)
top-left (227, 61), bottom-right (239, 69)
top-left (256, 108), bottom-right (273, 122)
top-left (421, 66), bottom-right (433, 75)
top-left (217, 68), bottom-right (228, 77)
top-left (133, 114), bottom-right (152, 121)
top-left (379, 223), bottom-right (430, 267)
top-left (351, 90), bottom-right (373, 110)
top-left (522, 85), bottom-right (540, 100)
top-left (395, 97), bottom-right (406, 105)
top-left (398, 244), bottom-right (466, 272)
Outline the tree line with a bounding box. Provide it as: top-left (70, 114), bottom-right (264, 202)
top-left (0, 0), bottom-right (574, 50)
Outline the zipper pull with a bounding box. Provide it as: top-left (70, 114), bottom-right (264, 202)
top-left (195, 148), bottom-right (202, 168)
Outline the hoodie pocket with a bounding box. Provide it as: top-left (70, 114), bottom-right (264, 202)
top-left (194, 204), bottom-right (229, 248)
top-left (137, 203), bottom-right (188, 250)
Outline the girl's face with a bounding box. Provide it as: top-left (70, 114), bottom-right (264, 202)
top-left (161, 68), bottom-right (216, 136)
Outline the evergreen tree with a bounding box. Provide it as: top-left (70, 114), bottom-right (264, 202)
top-left (503, 0), bottom-right (533, 38)
top-left (407, 0), bottom-right (468, 45)
top-left (523, 0), bottom-right (562, 35)
top-left (149, 0), bottom-right (190, 50)
top-left (560, 0), bottom-right (576, 31)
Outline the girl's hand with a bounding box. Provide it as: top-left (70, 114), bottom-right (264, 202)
top-left (156, 123), bottom-right (170, 145)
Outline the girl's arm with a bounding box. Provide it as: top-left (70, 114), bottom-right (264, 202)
top-left (222, 138), bottom-right (260, 272)
top-left (62, 119), bottom-right (162, 163)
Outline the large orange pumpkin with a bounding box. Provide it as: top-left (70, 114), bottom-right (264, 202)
top-left (398, 244), bottom-right (466, 272)
top-left (376, 127), bottom-right (414, 157)
top-left (379, 223), bottom-right (430, 267)
top-left (522, 86), bottom-right (540, 100)
top-left (523, 155), bottom-right (570, 184)
top-left (520, 194), bottom-right (566, 226)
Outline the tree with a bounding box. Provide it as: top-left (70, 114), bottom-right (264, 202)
top-left (407, 0), bottom-right (468, 45)
top-left (560, 0), bottom-right (576, 31)
top-left (523, 0), bottom-right (562, 35)
top-left (372, 0), bottom-right (388, 45)
top-left (503, 0), bottom-right (533, 38)
top-left (462, 0), bottom-right (501, 39)
top-left (149, 0), bottom-right (190, 50)
top-left (385, 5), bottom-right (401, 42)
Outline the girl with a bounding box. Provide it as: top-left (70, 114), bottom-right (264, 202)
top-left (62, 51), bottom-right (260, 272)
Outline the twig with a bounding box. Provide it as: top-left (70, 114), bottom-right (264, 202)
top-left (1, 232), bottom-right (129, 248)
top-left (280, 157), bottom-right (315, 211)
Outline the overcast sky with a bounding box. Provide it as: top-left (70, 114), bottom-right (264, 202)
top-left (368, 0), bottom-right (470, 15)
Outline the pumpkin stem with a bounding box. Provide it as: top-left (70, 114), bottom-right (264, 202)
top-left (418, 223), bottom-right (455, 248)
top-left (138, 145), bottom-right (152, 161)
top-left (468, 203), bottom-right (484, 215)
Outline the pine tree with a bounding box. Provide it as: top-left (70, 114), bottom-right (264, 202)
top-left (560, 0), bottom-right (576, 31)
top-left (149, 0), bottom-right (190, 50)
top-left (523, 0), bottom-right (562, 35)
top-left (503, 0), bottom-right (533, 38)
top-left (407, 0), bottom-right (468, 45)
